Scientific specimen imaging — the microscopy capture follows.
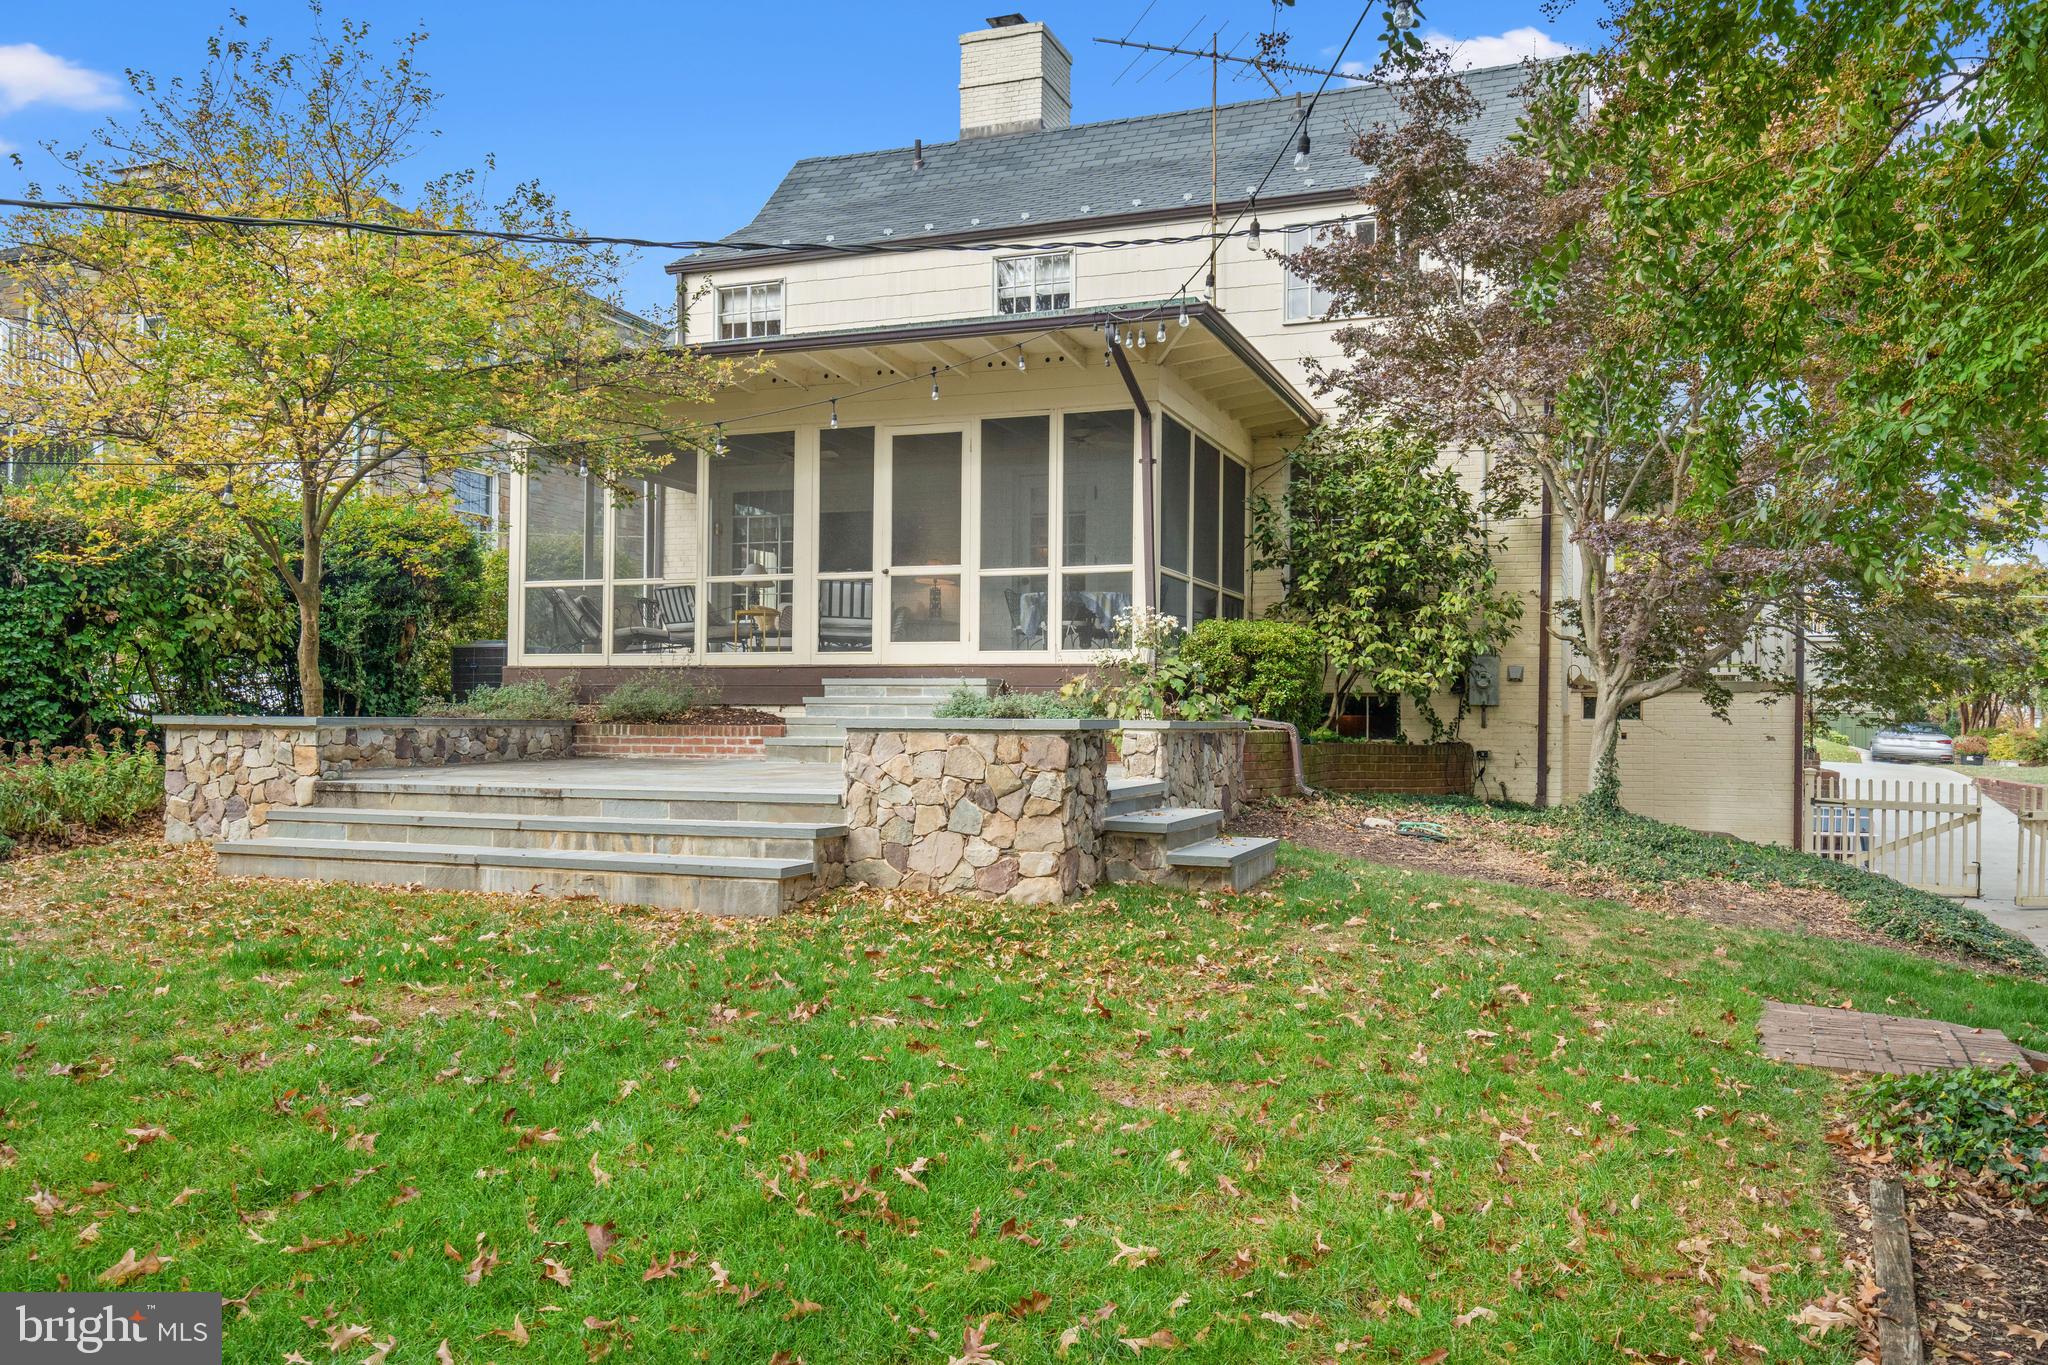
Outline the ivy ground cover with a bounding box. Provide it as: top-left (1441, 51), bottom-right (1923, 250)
top-left (3, 838), bottom-right (2044, 1362)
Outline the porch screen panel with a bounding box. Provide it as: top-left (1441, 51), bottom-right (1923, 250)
top-left (817, 426), bottom-right (876, 651)
top-left (1061, 410), bottom-right (1134, 647)
top-left (1161, 418), bottom-right (1191, 577)
top-left (1222, 458), bottom-right (1247, 616)
top-left (890, 431), bottom-right (964, 644)
top-left (708, 431), bottom-right (796, 653)
top-left (1192, 437), bottom-right (1221, 589)
top-left (980, 417), bottom-right (1050, 652)
top-left (522, 461), bottom-right (605, 656)
top-left (610, 444), bottom-right (700, 656)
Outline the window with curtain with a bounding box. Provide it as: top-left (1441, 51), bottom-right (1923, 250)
top-left (995, 252), bottom-right (1073, 315)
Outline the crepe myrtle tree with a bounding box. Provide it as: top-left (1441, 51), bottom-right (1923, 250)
top-left (1250, 424), bottom-right (1520, 733)
top-left (0, 12), bottom-right (749, 716)
top-left (1288, 53), bottom-right (1830, 804)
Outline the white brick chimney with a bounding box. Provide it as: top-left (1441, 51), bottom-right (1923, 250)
top-left (959, 15), bottom-right (1072, 139)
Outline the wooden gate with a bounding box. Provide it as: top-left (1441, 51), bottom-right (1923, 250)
top-left (1806, 775), bottom-right (1981, 898)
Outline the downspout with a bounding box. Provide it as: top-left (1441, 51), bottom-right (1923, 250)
top-left (1791, 596), bottom-right (1807, 850)
top-left (1108, 343), bottom-right (1158, 610)
top-left (1248, 718), bottom-right (1313, 797)
top-left (1535, 487), bottom-right (1554, 807)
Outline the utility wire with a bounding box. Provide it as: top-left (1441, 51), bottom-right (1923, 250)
top-left (0, 196), bottom-right (1314, 260)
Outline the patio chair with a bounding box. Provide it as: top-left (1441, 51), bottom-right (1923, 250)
top-left (545, 587), bottom-right (605, 653)
top-left (818, 579), bottom-right (873, 650)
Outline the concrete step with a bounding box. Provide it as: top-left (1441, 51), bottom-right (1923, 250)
top-left (215, 838), bottom-right (817, 914)
top-left (1101, 805), bottom-right (1225, 849)
top-left (1166, 835), bottom-right (1280, 893)
top-left (1106, 778), bottom-right (1166, 817)
top-left (780, 719), bottom-right (852, 740)
top-left (315, 777), bottom-right (840, 824)
top-left (263, 806), bottom-right (844, 860)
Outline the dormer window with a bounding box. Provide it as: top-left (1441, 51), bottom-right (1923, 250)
top-left (995, 252), bottom-right (1072, 315)
top-left (717, 282), bottom-right (783, 339)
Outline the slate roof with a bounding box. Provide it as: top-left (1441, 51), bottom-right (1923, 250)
top-left (678, 61), bottom-right (1540, 269)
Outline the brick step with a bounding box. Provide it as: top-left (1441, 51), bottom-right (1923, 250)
top-left (214, 838), bottom-right (819, 915)
top-left (1166, 835), bottom-right (1280, 892)
top-left (263, 806), bottom-right (844, 860)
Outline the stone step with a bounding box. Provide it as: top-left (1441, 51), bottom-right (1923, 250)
top-left (214, 838), bottom-right (819, 915)
top-left (797, 699), bottom-right (960, 720)
top-left (315, 777), bottom-right (840, 824)
top-left (819, 678), bottom-right (989, 699)
top-left (761, 737), bottom-right (844, 765)
top-left (263, 806), bottom-right (844, 860)
top-left (781, 719), bottom-right (853, 740)
top-left (1166, 835), bottom-right (1281, 893)
top-left (1106, 778), bottom-right (1166, 817)
top-left (1101, 805), bottom-right (1226, 849)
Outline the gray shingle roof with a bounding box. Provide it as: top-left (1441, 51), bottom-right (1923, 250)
top-left (679, 62), bottom-right (1539, 268)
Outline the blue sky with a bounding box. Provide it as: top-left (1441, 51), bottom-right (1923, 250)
top-left (2, 2), bottom-right (1595, 315)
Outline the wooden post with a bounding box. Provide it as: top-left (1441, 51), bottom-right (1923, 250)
top-left (1869, 1177), bottom-right (1923, 1365)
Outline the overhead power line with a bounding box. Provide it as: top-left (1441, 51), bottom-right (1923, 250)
top-left (0, 196), bottom-right (1316, 260)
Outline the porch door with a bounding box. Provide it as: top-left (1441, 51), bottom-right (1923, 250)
top-left (881, 428), bottom-right (969, 662)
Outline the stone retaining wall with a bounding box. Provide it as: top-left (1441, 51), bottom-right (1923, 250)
top-left (841, 720), bottom-right (1114, 903)
top-left (572, 721), bottom-right (783, 758)
top-left (1117, 720), bottom-right (1247, 815)
top-left (157, 717), bottom-right (572, 844)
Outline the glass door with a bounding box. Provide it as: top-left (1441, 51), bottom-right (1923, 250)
top-left (881, 428), bottom-right (967, 661)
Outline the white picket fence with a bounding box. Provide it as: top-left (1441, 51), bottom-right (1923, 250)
top-left (1806, 775), bottom-right (1981, 899)
top-left (2016, 801), bottom-right (2048, 910)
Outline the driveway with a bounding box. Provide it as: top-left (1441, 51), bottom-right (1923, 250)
top-left (1822, 757), bottom-right (2048, 951)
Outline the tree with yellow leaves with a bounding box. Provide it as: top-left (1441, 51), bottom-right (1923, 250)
top-left (1, 11), bottom-right (746, 715)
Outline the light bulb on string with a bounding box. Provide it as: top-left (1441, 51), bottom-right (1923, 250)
top-left (930, 366), bottom-right (940, 400)
top-left (1391, 0), bottom-right (1420, 31)
top-left (1294, 130), bottom-right (1311, 169)
top-left (1156, 322), bottom-right (1166, 344)
top-left (1135, 328), bottom-right (1146, 350)
top-left (1248, 215), bottom-right (1261, 251)
top-left (829, 399), bottom-right (839, 428)
top-left (1016, 352), bottom-right (1026, 371)
top-left (1177, 304), bottom-right (1189, 328)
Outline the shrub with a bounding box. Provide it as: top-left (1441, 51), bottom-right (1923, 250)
top-left (1852, 1067), bottom-right (2048, 1204)
top-left (0, 734), bottom-right (163, 847)
top-left (1954, 734), bottom-right (1990, 756)
top-left (1988, 728), bottom-right (2029, 762)
top-left (590, 672), bottom-right (723, 724)
top-left (421, 679), bottom-right (578, 721)
top-left (1176, 619), bottom-right (1326, 729)
top-left (933, 687), bottom-right (1101, 720)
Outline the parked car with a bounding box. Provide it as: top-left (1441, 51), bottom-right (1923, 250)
top-left (1868, 722), bottom-right (1955, 764)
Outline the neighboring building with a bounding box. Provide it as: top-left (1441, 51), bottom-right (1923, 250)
top-left (489, 15), bottom-right (1797, 843)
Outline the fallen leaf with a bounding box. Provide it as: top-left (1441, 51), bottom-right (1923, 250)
top-left (97, 1247), bottom-right (171, 1287)
top-left (584, 1221), bottom-right (617, 1261)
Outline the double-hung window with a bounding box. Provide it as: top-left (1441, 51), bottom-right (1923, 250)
top-left (1282, 220), bottom-right (1374, 323)
top-left (995, 251), bottom-right (1073, 315)
top-left (716, 282), bottom-right (783, 339)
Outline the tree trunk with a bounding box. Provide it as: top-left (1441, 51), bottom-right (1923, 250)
top-left (295, 521), bottom-right (325, 717)
top-left (1585, 695), bottom-right (1625, 816)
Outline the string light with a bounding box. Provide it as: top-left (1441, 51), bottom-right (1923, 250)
top-left (1015, 353), bottom-right (1026, 371)
top-left (1135, 327), bottom-right (1146, 350)
top-left (828, 398), bottom-right (839, 428)
top-left (929, 366), bottom-right (939, 400)
top-left (1178, 304), bottom-right (1189, 327)
top-left (1294, 130), bottom-right (1311, 169)
top-left (219, 478), bottom-right (235, 508)
top-left (1156, 322), bottom-right (1166, 344)
top-left (1392, 0), bottom-right (1421, 30)
top-left (712, 424), bottom-right (727, 456)
top-left (1247, 203), bottom-right (1261, 251)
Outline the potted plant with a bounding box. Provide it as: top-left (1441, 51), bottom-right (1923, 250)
top-left (1953, 734), bottom-right (1989, 767)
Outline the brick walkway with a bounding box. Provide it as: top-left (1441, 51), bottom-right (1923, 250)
top-left (1759, 1001), bottom-right (2032, 1075)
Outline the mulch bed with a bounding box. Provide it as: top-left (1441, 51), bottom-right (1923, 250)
top-left (1824, 1153), bottom-right (2048, 1362)
top-left (1232, 797), bottom-right (1963, 962)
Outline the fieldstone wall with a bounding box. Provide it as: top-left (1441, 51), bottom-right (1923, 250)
top-left (841, 720), bottom-right (1115, 904)
top-left (158, 717), bottom-right (572, 844)
top-left (1117, 721), bottom-right (1247, 815)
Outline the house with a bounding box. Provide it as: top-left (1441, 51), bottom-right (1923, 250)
top-left (499, 16), bottom-right (1801, 845)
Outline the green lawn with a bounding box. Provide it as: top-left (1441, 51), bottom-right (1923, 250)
top-left (1987, 765), bottom-right (2048, 785)
top-left (3, 838), bottom-right (2045, 1363)
top-left (1813, 739), bottom-right (1862, 763)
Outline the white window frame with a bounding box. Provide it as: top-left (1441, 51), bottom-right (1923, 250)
top-left (450, 467), bottom-right (501, 545)
top-left (1282, 219), bottom-right (1374, 323)
top-left (716, 281), bottom-right (784, 339)
top-left (993, 251), bottom-right (1074, 316)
